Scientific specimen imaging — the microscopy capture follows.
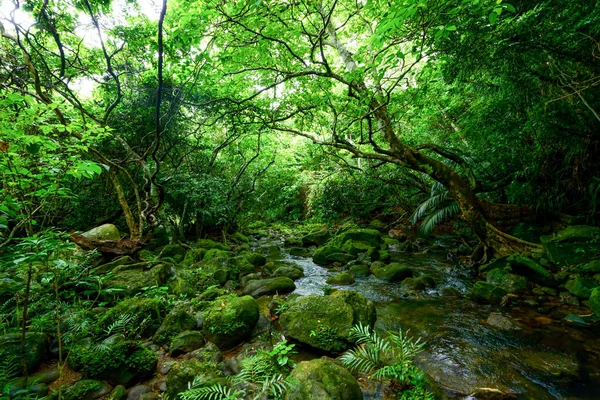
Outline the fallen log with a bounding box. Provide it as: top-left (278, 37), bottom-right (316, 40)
top-left (70, 234), bottom-right (145, 256)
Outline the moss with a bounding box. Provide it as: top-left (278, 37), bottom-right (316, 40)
top-left (203, 295), bottom-right (259, 349)
top-left (203, 249), bottom-right (233, 261)
top-left (97, 297), bottom-right (165, 337)
top-left (62, 379), bottom-right (110, 400)
top-left (166, 361), bottom-right (223, 399)
top-left (182, 248), bottom-right (207, 266)
top-left (152, 306), bottom-right (197, 346)
top-left (196, 239), bottom-right (229, 251)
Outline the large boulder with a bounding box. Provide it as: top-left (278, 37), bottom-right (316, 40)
top-left (565, 278), bottom-right (598, 299)
top-left (195, 239), bottom-right (229, 251)
top-left (505, 256), bottom-right (557, 287)
top-left (0, 332), bottom-right (48, 373)
top-left (312, 246), bottom-right (353, 265)
top-left (62, 379), bottom-right (112, 400)
top-left (486, 268), bottom-right (528, 294)
top-left (153, 305), bottom-right (198, 346)
top-left (370, 262), bottom-right (413, 282)
top-left (471, 282), bottom-right (507, 305)
top-left (203, 295), bottom-right (259, 349)
top-left (336, 228), bottom-right (381, 248)
top-left (540, 225), bottom-right (600, 266)
top-left (302, 230), bottom-right (332, 247)
top-left (98, 297), bottom-right (164, 338)
top-left (81, 224), bottom-right (120, 241)
top-left (170, 331), bottom-right (206, 357)
top-left (109, 263), bottom-right (170, 296)
top-left (273, 265), bottom-right (304, 280)
top-left (243, 277), bottom-right (296, 298)
top-left (279, 291), bottom-right (375, 352)
top-left (285, 358), bottom-right (362, 400)
top-left (166, 361), bottom-right (222, 399)
top-left (326, 272), bottom-right (355, 285)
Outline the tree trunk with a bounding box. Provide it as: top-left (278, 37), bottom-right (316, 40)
top-left (108, 168), bottom-right (141, 239)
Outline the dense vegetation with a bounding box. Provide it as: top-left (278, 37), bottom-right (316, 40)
top-left (0, 0), bottom-right (599, 399)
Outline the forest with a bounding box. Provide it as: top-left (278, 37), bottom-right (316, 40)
top-left (0, 0), bottom-right (599, 399)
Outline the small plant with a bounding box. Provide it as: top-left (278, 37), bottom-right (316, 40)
top-left (340, 323), bottom-right (432, 398)
top-left (267, 340), bottom-right (296, 368)
top-left (309, 324), bottom-right (338, 349)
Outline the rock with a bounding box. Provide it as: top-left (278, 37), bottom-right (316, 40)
top-left (370, 262), bottom-right (413, 282)
top-left (157, 244), bottom-right (187, 262)
top-left (81, 224), bottom-right (121, 241)
top-left (195, 239), bottom-right (229, 251)
top-left (506, 256), bottom-right (557, 287)
top-left (563, 314), bottom-right (591, 327)
top-left (110, 385), bottom-right (127, 400)
top-left (244, 252), bottom-right (267, 267)
top-left (98, 297), bottom-right (164, 338)
top-left (560, 291), bottom-right (580, 306)
top-left (273, 265), bottom-right (304, 280)
top-left (341, 241), bottom-right (375, 256)
top-left (565, 277), bottom-right (598, 299)
top-left (590, 287), bottom-right (600, 316)
top-left (589, 260), bottom-right (600, 273)
top-left (348, 264), bottom-right (370, 277)
top-left (0, 332), bottom-right (48, 373)
top-left (326, 272), bottom-right (355, 285)
top-left (127, 385), bottom-right (150, 400)
top-left (243, 277), bottom-right (296, 297)
top-left (94, 256), bottom-right (135, 274)
top-left (203, 295), bottom-right (259, 349)
top-left (479, 256), bottom-right (511, 274)
top-left (285, 358), bottom-right (362, 400)
top-left (369, 219), bottom-right (386, 230)
top-left (110, 263), bottom-right (170, 296)
top-left (140, 394), bottom-right (159, 400)
top-left (401, 277), bottom-right (426, 292)
top-left (540, 225), bottom-right (600, 266)
top-left (153, 306), bottom-right (198, 346)
top-left (471, 282), bottom-right (508, 305)
top-left (336, 228), bottom-right (381, 248)
top-left (4, 376), bottom-right (50, 399)
top-left (486, 268), bottom-right (528, 294)
top-left (468, 387), bottom-right (517, 400)
top-left (302, 230), bottom-right (331, 247)
top-left (486, 312), bottom-right (520, 331)
top-left (288, 247), bottom-right (311, 257)
top-left (170, 331), bottom-right (206, 357)
top-left (441, 287), bottom-right (461, 296)
top-left (203, 249), bottom-right (234, 261)
top-left (191, 342), bottom-right (223, 364)
top-left (62, 379), bottom-right (112, 400)
top-left (182, 248), bottom-right (207, 266)
top-left (166, 360), bottom-right (222, 399)
top-left (312, 245), bottom-right (352, 265)
top-left (230, 232), bottom-right (249, 243)
top-left (69, 339), bottom-right (157, 386)
top-left (279, 292), bottom-right (375, 352)
top-left (167, 266), bottom-right (200, 297)
top-left (418, 274), bottom-right (436, 288)
top-left (330, 290), bottom-right (377, 328)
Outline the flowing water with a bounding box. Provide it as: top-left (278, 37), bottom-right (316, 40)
top-left (256, 237), bottom-right (600, 399)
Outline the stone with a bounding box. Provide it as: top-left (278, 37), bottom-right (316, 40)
top-left (243, 277), bottom-right (296, 297)
top-left (471, 282), bottom-right (508, 305)
top-left (288, 247), bottom-right (311, 257)
top-left (336, 228), bottom-right (381, 248)
top-left (441, 287), bottom-right (462, 297)
top-left (110, 385), bottom-right (127, 400)
top-left (401, 277), bottom-right (426, 292)
top-left (153, 306), bottom-right (198, 346)
top-left (302, 230), bottom-right (331, 247)
top-left (191, 342), bottom-right (223, 364)
top-left (486, 312), bottom-right (520, 331)
top-left (94, 256), bottom-right (135, 274)
top-left (468, 388), bottom-right (517, 400)
top-left (588, 260), bottom-right (600, 273)
top-left (273, 265), bottom-right (304, 280)
top-left (195, 239), bottom-right (229, 251)
top-left (326, 272), bottom-right (355, 285)
top-left (540, 225), bottom-right (600, 266)
top-left (506, 256), bottom-right (557, 287)
top-left (166, 361), bottom-right (222, 399)
top-left (244, 252), bottom-right (267, 267)
top-left (312, 245), bottom-right (352, 265)
top-left (560, 291), bottom-right (580, 306)
top-left (0, 332), bottom-right (48, 373)
top-left (348, 264), bottom-right (370, 277)
top-left (486, 268), bottom-right (528, 294)
top-left (590, 287), bottom-right (600, 316)
top-left (418, 274), bottom-right (436, 288)
top-left (565, 277), bottom-right (598, 299)
top-left (370, 262), bottom-right (413, 282)
top-left (157, 244), bottom-right (187, 262)
top-left (140, 394), bottom-right (159, 400)
top-left (170, 331), bottom-right (206, 357)
top-left (98, 297), bottom-right (164, 338)
top-left (330, 290), bottom-right (377, 328)
top-left (182, 248), bottom-right (207, 266)
top-left (62, 379), bottom-right (112, 400)
top-left (479, 256), bottom-right (511, 274)
top-left (81, 224), bottom-right (120, 241)
top-left (285, 358), bottom-right (362, 400)
top-left (127, 385), bottom-right (150, 400)
top-left (110, 263), bottom-right (170, 296)
top-left (203, 295), bottom-right (259, 349)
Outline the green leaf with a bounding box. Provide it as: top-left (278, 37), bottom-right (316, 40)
top-left (504, 3), bottom-right (516, 12)
top-left (489, 12), bottom-right (498, 24)
top-left (445, 25), bottom-right (457, 31)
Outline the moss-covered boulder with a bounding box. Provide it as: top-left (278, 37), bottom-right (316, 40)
top-left (273, 265), bottom-right (304, 280)
top-left (486, 268), bottom-right (529, 294)
top-left (279, 292), bottom-right (374, 352)
top-left (341, 240), bottom-right (375, 256)
top-left (243, 277), bottom-right (296, 297)
top-left (61, 379), bottom-right (111, 400)
top-left (196, 239), bottom-right (229, 251)
top-left (348, 264), bottom-right (370, 277)
top-left (540, 225), bottom-right (600, 266)
top-left (370, 262), bottom-right (413, 282)
top-left (285, 358), bottom-right (362, 400)
top-left (336, 228), bottom-right (381, 248)
top-left (153, 305), bottom-right (198, 346)
top-left (182, 248), bottom-right (207, 266)
top-left (313, 245), bottom-right (347, 265)
top-left (589, 287), bottom-right (600, 316)
top-left (326, 272), bottom-right (355, 285)
top-left (4, 369), bottom-right (59, 399)
top-left (157, 244), bottom-right (187, 262)
top-left (69, 339), bottom-right (157, 386)
top-left (81, 224), bottom-right (120, 241)
top-left (330, 290), bottom-right (377, 328)
top-left (0, 332), bottom-right (48, 373)
top-left (109, 263), bottom-right (170, 296)
top-left (166, 361), bottom-right (222, 399)
top-left (203, 249), bottom-right (234, 261)
top-left (203, 295), bottom-right (259, 349)
top-left (93, 256), bottom-right (135, 274)
top-left (244, 252), bottom-right (267, 267)
top-left (471, 282), bottom-right (508, 305)
top-left (506, 256), bottom-right (557, 287)
top-left (170, 331), bottom-right (206, 357)
top-left (401, 277), bottom-right (426, 292)
top-left (98, 297), bottom-right (164, 337)
top-left (302, 230), bottom-right (331, 247)
top-left (565, 278), bottom-right (598, 299)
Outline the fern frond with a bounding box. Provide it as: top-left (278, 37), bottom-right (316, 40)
top-left (340, 345), bottom-right (381, 375)
top-left (179, 383), bottom-right (243, 400)
top-left (417, 201), bottom-right (459, 235)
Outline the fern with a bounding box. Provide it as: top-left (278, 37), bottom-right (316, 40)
top-left (411, 182), bottom-right (460, 236)
top-left (179, 382), bottom-right (243, 400)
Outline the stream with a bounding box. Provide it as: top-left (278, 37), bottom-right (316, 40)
top-left (256, 237), bottom-right (600, 399)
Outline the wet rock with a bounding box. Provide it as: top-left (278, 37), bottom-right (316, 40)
top-left (62, 379), bottom-right (112, 400)
top-left (81, 224), bottom-right (120, 241)
top-left (590, 287), bottom-right (600, 316)
top-left (170, 331), bottom-right (206, 357)
top-left (471, 282), bottom-right (507, 305)
top-left (203, 295), bottom-right (259, 349)
top-left (326, 272), bottom-right (355, 285)
top-left (469, 387), bottom-right (517, 399)
top-left (441, 287), bottom-right (462, 297)
top-left (565, 277), bottom-right (598, 299)
top-left (0, 332), bottom-right (48, 373)
top-left (331, 290), bottom-right (377, 327)
top-left (243, 277), bottom-right (296, 297)
top-left (302, 230), bottom-right (331, 247)
top-left (348, 264), bottom-right (370, 277)
top-left (153, 306), bottom-right (198, 346)
top-left (127, 385), bottom-right (150, 400)
top-left (401, 277), bottom-right (426, 292)
top-left (244, 252), bottom-right (267, 267)
top-left (486, 268), bottom-right (528, 294)
top-left (486, 313), bottom-right (520, 331)
top-left (506, 256), bottom-right (557, 287)
top-left (370, 262), bottom-right (413, 282)
top-left (285, 358), bottom-right (362, 400)
top-left (273, 265), bottom-right (304, 280)
top-left (110, 385), bottom-right (127, 400)
top-left (540, 225), bottom-right (600, 266)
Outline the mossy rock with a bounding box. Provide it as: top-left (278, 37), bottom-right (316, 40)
top-left (471, 282), bottom-right (508, 305)
top-left (326, 272), bottom-right (355, 285)
top-left (182, 248), bottom-right (207, 266)
top-left (60, 379), bottom-right (111, 400)
top-left (153, 305), bottom-right (198, 346)
top-left (348, 264), bottom-right (370, 277)
top-left (167, 267), bottom-right (200, 297)
top-left (203, 295), bottom-right (259, 349)
top-left (401, 277), bottom-right (426, 292)
top-left (335, 228), bottom-right (382, 248)
top-left (370, 262), bottom-right (413, 282)
top-left (273, 265), bottom-right (304, 280)
top-left (81, 224), bottom-right (120, 241)
top-left (191, 342), bottom-right (223, 364)
top-left (565, 278), bottom-right (598, 299)
top-left (589, 287), bottom-right (600, 316)
top-left (330, 290), bottom-right (377, 328)
top-left (244, 252), bottom-right (267, 267)
top-left (170, 331), bottom-right (206, 357)
top-left (285, 358), bottom-right (362, 400)
top-left (203, 249), bottom-right (234, 261)
top-left (506, 255), bottom-right (557, 287)
top-left (312, 245), bottom-right (351, 265)
top-left (69, 339), bottom-right (157, 386)
top-left (486, 268), bottom-right (528, 294)
top-left (157, 244), bottom-right (187, 262)
top-left (109, 385), bottom-right (126, 400)
top-left (4, 369), bottom-right (59, 399)
top-left (341, 241), bottom-right (375, 256)
top-left (302, 230), bottom-right (331, 247)
top-left (288, 247), bottom-right (311, 257)
top-left (109, 263), bottom-right (170, 296)
top-left (0, 332), bottom-right (48, 373)
top-left (195, 238), bottom-right (228, 251)
top-left (243, 277), bottom-right (296, 297)
top-left (479, 256), bottom-right (510, 274)
top-left (138, 250), bottom-right (156, 262)
top-left (198, 286), bottom-right (229, 302)
top-left (166, 360), bottom-right (223, 400)
top-left (93, 256), bottom-right (135, 275)
top-left (98, 297), bottom-right (164, 337)
top-left (540, 225), bottom-right (600, 266)
top-left (230, 232), bottom-right (249, 243)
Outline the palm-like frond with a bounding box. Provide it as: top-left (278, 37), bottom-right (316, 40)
top-left (339, 344), bottom-right (382, 375)
top-left (388, 330), bottom-right (426, 364)
top-left (418, 201), bottom-right (460, 236)
top-left (411, 182), bottom-right (460, 235)
top-left (179, 383), bottom-right (243, 400)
